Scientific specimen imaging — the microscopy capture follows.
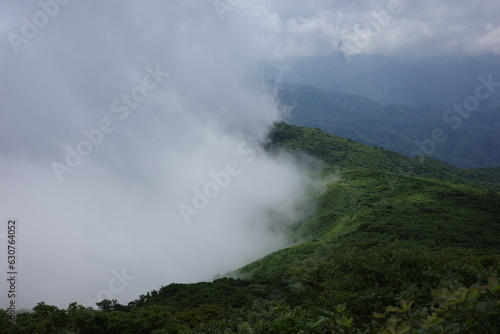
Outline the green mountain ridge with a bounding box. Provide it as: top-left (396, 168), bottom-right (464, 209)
top-left (3, 124), bottom-right (499, 333)
top-left (238, 124), bottom-right (500, 277)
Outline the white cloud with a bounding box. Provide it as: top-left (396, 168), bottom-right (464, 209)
top-left (230, 0), bottom-right (500, 58)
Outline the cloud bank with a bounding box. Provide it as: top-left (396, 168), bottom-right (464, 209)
top-left (0, 0), bottom-right (319, 309)
top-left (233, 0), bottom-right (500, 58)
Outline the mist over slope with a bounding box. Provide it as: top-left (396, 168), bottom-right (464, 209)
top-left (0, 2), bottom-right (320, 309)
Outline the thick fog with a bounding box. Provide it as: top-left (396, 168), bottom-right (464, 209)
top-left (1, 0), bottom-right (498, 309)
top-left (0, 1), bottom-right (320, 309)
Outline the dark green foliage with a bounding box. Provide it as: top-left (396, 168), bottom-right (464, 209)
top-left (268, 123), bottom-right (500, 189)
top-left (378, 277), bottom-right (500, 333)
top-left (132, 278), bottom-right (275, 309)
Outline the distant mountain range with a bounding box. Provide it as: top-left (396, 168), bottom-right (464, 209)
top-left (277, 82), bottom-right (500, 168)
top-left (265, 54), bottom-right (500, 110)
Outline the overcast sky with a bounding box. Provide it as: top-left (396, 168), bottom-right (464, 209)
top-left (0, 0), bottom-right (499, 309)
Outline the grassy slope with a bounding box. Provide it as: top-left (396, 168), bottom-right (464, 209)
top-left (238, 123), bottom-right (500, 282)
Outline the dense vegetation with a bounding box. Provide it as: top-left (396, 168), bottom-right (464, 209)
top-left (2, 123), bottom-right (499, 333)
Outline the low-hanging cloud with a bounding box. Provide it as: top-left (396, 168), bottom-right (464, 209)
top-left (0, 0), bottom-right (323, 309)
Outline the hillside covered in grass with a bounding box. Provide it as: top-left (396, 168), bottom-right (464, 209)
top-left (2, 124), bottom-right (499, 333)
